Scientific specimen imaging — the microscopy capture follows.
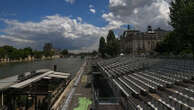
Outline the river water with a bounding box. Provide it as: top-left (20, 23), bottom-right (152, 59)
top-left (0, 57), bottom-right (84, 79)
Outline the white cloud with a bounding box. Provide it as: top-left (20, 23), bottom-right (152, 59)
top-left (133, 8), bottom-right (138, 14)
top-left (0, 15), bottom-right (108, 51)
top-left (109, 0), bottom-right (126, 7)
top-left (65, 0), bottom-right (75, 4)
top-left (90, 9), bottom-right (96, 14)
top-left (89, 4), bottom-right (94, 8)
top-left (103, 0), bottom-right (172, 31)
top-left (0, 35), bottom-right (34, 43)
top-left (77, 17), bottom-right (82, 22)
top-left (0, 0), bottom-right (173, 51)
top-left (89, 4), bottom-right (96, 14)
top-left (102, 12), bottom-right (124, 29)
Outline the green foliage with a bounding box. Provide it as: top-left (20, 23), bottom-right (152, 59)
top-left (33, 50), bottom-right (43, 59)
top-left (107, 30), bottom-right (116, 43)
top-left (98, 37), bottom-right (106, 57)
top-left (98, 30), bottom-right (120, 57)
top-left (155, 32), bottom-right (188, 55)
top-left (23, 47), bottom-right (33, 57)
top-left (156, 0), bottom-right (194, 56)
top-left (169, 0), bottom-right (194, 56)
top-left (106, 30), bottom-right (120, 56)
top-left (169, 0), bottom-right (194, 37)
top-left (0, 44), bottom-right (69, 60)
top-left (73, 97), bottom-right (92, 110)
top-left (0, 45), bottom-right (41, 60)
top-left (0, 47), bottom-right (6, 58)
top-left (43, 43), bottom-right (54, 57)
top-left (0, 45), bottom-right (17, 59)
top-left (180, 48), bottom-right (192, 56)
top-left (0, 46), bottom-right (34, 59)
top-left (61, 49), bottom-right (68, 56)
top-left (106, 38), bottom-right (120, 56)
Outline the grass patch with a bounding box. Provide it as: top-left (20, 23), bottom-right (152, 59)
top-left (74, 97), bottom-right (92, 110)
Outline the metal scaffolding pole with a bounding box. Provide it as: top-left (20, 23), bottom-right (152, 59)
top-left (1, 91), bottom-right (3, 106)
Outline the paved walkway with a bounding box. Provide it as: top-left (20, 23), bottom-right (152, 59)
top-left (51, 61), bottom-right (87, 110)
top-left (67, 63), bottom-right (92, 110)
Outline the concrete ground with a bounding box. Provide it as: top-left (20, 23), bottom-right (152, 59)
top-left (67, 74), bottom-right (92, 110)
top-left (51, 62), bottom-right (87, 110)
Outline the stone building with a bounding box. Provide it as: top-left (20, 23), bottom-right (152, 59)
top-left (120, 26), bottom-right (169, 54)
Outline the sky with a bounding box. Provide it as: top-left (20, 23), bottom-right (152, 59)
top-left (0, 0), bottom-right (172, 52)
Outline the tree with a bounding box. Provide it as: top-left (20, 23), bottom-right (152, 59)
top-left (61, 49), bottom-right (68, 56)
top-left (33, 50), bottom-right (43, 59)
top-left (0, 47), bottom-right (6, 58)
top-left (0, 46), bottom-right (34, 59)
top-left (112, 38), bottom-right (120, 56)
top-left (155, 31), bottom-right (189, 55)
top-left (2, 45), bottom-right (17, 59)
top-left (169, 0), bottom-right (194, 56)
top-left (107, 30), bottom-right (116, 44)
top-left (43, 43), bottom-right (54, 57)
top-left (98, 37), bottom-right (106, 57)
top-left (0, 45), bottom-right (45, 60)
top-left (106, 30), bottom-right (120, 56)
top-left (23, 47), bottom-right (33, 58)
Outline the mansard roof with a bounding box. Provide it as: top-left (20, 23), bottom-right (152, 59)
top-left (121, 27), bottom-right (169, 40)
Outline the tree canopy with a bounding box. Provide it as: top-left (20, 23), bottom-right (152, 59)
top-left (107, 30), bottom-right (116, 44)
top-left (98, 30), bottom-right (120, 57)
top-left (0, 43), bottom-right (69, 60)
top-left (98, 37), bottom-right (106, 57)
top-left (155, 0), bottom-right (194, 57)
top-left (106, 30), bottom-right (120, 56)
top-left (0, 46), bottom-right (35, 59)
top-left (169, 0), bottom-right (194, 55)
top-left (43, 43), bottom-right (54, 57)
top-left (61, 49), bottom-right (68, 56)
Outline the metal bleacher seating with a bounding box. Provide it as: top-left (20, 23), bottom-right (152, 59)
top-left (97, 56), bottom-right (194, 110)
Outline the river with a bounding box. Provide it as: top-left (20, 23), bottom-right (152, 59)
top-left (0, 57), bottom-right (84, 79)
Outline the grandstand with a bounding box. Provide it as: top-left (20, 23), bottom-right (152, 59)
top-left (96, 56), bottom-right (194, 110)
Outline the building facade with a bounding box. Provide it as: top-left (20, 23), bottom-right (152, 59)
top-left (120, 26), bottom-right (168, 54)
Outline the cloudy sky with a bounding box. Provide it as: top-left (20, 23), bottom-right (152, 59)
top-left (0, 0), bottom-right (172, 52)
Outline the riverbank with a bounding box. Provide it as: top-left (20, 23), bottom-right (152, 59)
top-left (0, 55), bottom-right (61, 64)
